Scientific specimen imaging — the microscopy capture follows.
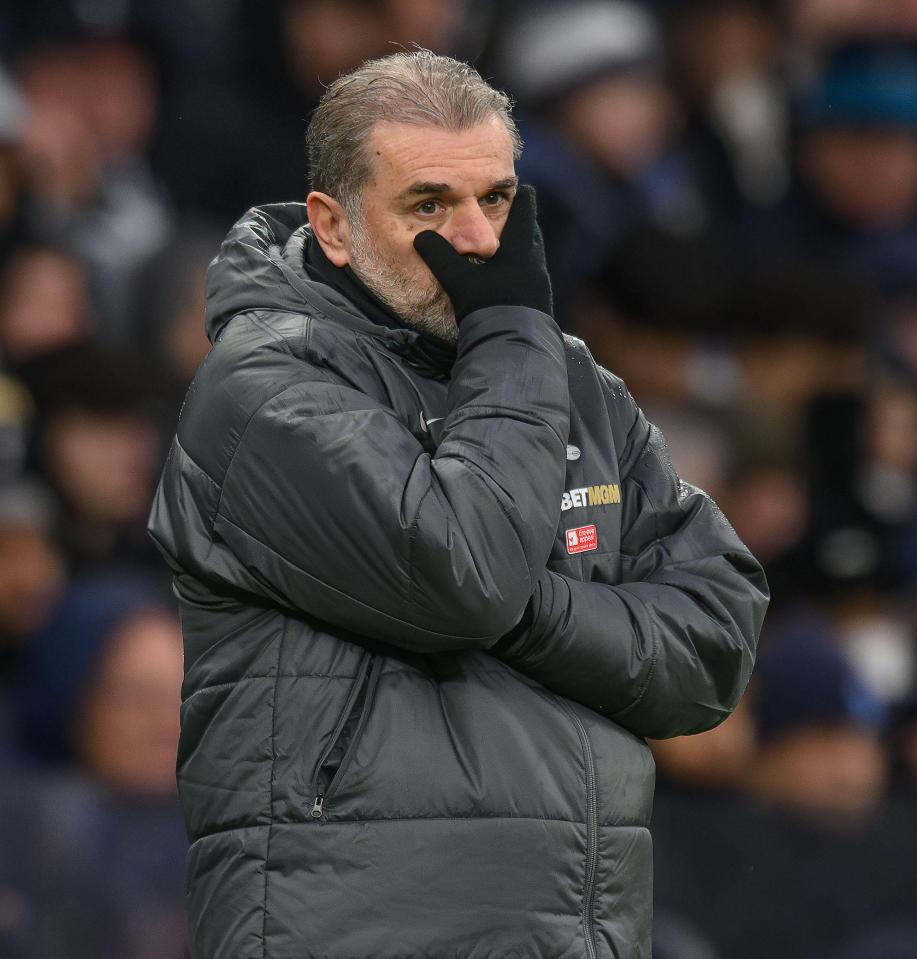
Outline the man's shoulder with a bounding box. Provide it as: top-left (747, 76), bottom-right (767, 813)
top-left (561, 334), bottom-right (637, 437)
top-left (192, 309), bottom-right (316, 415)
top-left (175, 308), bottom-right (370, 477)
top-left (178, 309), bottom-right (394, 475)
top-left (196, 306), bottom-right (372, 407)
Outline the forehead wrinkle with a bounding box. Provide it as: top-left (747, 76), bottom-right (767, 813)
top-left (367, 120), bottom-right (515, 181)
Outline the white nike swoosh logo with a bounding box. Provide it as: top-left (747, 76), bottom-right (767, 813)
top-left (419, 413), bottom-right (445, 432)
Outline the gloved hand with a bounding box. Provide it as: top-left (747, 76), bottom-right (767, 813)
top-left (413, 184), bottom-right (553, 321)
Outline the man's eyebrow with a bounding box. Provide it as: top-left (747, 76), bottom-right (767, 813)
top-left (396, 181), bottom-right (452, 202)
top-left (489, 177), bottom-right (519, 192)
top-left (396, 176), bottom-right (519, 202)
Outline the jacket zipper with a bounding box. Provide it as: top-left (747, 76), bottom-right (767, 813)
top-left (309, 653), bottom-right (377, 820)
top-left (557, 700), bottom-right (599, 959)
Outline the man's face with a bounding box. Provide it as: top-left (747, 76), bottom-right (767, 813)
top-left (344, 118), bottom-right (517, 343)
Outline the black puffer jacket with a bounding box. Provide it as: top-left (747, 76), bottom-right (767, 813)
top-left (149, 204), bottom-right (768, 959)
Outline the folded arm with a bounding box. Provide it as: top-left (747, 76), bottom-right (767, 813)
top-left (494, 378), bottom-right (769, 739)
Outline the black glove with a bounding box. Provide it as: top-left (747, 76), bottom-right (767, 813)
top-left (413, 184), bottom-right (553, 321)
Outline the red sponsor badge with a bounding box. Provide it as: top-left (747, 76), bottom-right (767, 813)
top-left (566, 524), bottom-right (598, 555)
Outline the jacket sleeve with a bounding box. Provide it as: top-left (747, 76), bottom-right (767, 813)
top-left (494, 379), bottom-right (769, 739)
top-left (149, 306), bottom-right (569, 652)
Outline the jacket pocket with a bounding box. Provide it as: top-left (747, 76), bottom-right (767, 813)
top-left (309, 652), bottom-right (380, 820)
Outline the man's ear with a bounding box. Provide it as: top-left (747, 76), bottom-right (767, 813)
top-left (306, 191), bottom-right (351, 267)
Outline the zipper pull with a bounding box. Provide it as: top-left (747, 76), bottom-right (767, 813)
top-left (310, 795), bottom-right (325, 819)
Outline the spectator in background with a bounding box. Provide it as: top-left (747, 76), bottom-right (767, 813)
top-left (0, 574), bottom-right (186, 958)
top-left (749, 42), bottom-right (917, 297)
top-left (0, 242), bottom-right (93, 364)
top-left (772, 382), bottom-right (917, 608)
top-left (14, 18), bottom-right (171, 337)
top-left (746, 612), bottom-right (889, 822)
top-left (653, 612), bottom-right (917, 959)
top-left (24, 345), bottom-right (162, 572)
top-left (0, 240), bottom-right (93, 489)
top-left (669, 0), bottom-right (790, 216)
top-left (798, 46), bottom-right (917, 233)
top-left (716, 438), bottom-right (810, 580)
top-left (18, 574), bottom-right (181, 789)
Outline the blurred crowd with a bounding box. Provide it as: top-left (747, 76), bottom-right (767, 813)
top-left (0, 0), bottom-right (914, 956)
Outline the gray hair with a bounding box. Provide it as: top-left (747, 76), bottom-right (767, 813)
top-left (306, 50), bottom-right (522, 215)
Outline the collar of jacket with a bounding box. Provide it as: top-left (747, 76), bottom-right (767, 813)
top-left (204, 203), bottom-right (455, 381)
top-left (301, 225), bottom-right (456, 380)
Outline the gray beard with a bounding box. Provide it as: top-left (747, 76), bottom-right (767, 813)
top-left (348, 218), bottom-right (458, 345)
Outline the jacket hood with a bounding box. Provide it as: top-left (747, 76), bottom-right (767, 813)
top-left (204, 203), bottom-right (385, 344)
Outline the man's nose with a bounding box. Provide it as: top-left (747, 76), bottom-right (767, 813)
top-left (443, 201), bottom-right (500, 259)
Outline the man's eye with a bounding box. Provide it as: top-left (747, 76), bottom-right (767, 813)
top-left (481, 192), bottom-right (509, 207)
top-left (416, 201), bottom-right (440, 215)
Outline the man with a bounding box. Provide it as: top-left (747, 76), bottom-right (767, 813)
top-left (149, 51), bottom-right (768, 959)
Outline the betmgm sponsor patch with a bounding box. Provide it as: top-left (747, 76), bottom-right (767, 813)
top-left (560, 483), bottom-right (620, 512)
